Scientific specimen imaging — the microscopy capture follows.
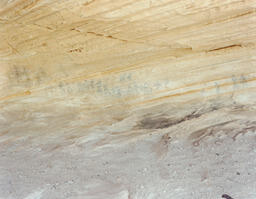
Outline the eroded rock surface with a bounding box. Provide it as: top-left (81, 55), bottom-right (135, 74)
top-left (0, 0), bottom-right (256, 198)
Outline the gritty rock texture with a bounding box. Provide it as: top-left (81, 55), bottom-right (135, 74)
top-left (0, 0), bottom-right (256, 199)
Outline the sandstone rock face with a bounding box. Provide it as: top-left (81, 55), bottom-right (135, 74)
top-left (0, 0), bottom-right (256, 198)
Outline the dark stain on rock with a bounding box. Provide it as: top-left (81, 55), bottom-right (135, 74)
top-left (87, 31), bottom-right (129, 43)
top-left (138, 117), bottom-right (179, 129)
top-left (232, 122), bottom-right (256, 141)
top-left (8, 66), bottom-right (48, 87)
top-left (153, 134), bottom-right (171, 158)
top-left (222, 194), bottom-right (234, 199)
top-left (208, 44), bottom-right (242, 52)
top-left (137, 111), bottom-right (202, 130)
top-left (70, 28), bottom-right (81, 33)
top-left (9, 65), bottom-right (30, 83)
top-left (189, 121), bottom-right (234, 146)
top-left (188, 117), bottom-right (256, 146)
top-left (69, 48), bottom-right (83, 53)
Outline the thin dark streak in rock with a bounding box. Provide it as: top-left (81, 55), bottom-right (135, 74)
top-left (232, 125), bottom-right (256, 141)
top-left (137, 111), bottom-right (202, 130)
top-left (189, 121), bottom-right (235, 146)
top-left (207, 44), bottom-right (242, 52)
top-left (222, 194), bottom-right (234, 199)
top-left (87, 31), bottom-right (129, 43)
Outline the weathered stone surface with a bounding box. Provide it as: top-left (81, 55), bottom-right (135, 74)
top-left (0, 0), bottom-right (256, 198)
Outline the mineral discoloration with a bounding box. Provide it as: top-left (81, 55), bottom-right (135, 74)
top-left (222, 194), bottom-right (234, 199)
top-left (0, 103), bottom-right (256, 198)
top-left (153, 133), bottom-right (171, 158)
top-left (137, 117), bottom-right (179, 129)
top-left (232, 122), bottom-right (256, 141)
top-left (137, 111), bottom-right (202, 130)
top-left (189, 119), bottom-right (256, 146)
top-left (188, 121), bottom-right (234, 145)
